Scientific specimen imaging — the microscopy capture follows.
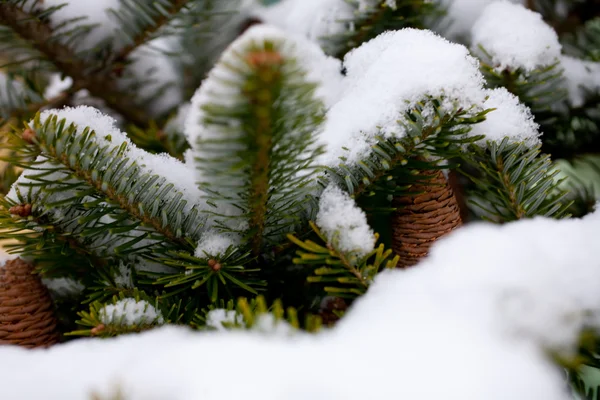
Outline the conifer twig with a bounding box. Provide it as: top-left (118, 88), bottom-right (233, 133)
top-left (114, 0), bottom-right (192, 63)
top-left (0, 3), bottom-right (149, 127)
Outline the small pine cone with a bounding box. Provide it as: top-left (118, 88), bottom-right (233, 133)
top-left (0, 258), bottom-right (60, 348)
top-left (392, 169), bottom-right (462, 268)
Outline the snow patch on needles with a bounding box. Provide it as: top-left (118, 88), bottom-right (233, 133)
top-left (39, 0), bottom-right (122, 52)
top-left (6, 212), bottom-right (600, 398)
top-left (99, 299), bottom-right (163, 327)
top-left (256, 0), bottom-right (353, 49)
top-left (439, 0), bottom-right (525, 41)
top-left (316, 186), bottom-right (376, 259)
top-left (40, 106), bottom-right (205, 216)
top-left (321, 28), bottom-right (486, 166)
top-left (42, 278), bottom-right (85, 298)
top-left (560, 55), bottom-right (600, 108)
top-left (206, 309), bottom-right (243, 331)
top-left (119, 37), bottom-right (183, 116)
top-left (471, 88), bottom-right (541, 146)
top-left (195, 232), bottom-right (239, 258)
top-left (471, 1), bottom-right (561, 72)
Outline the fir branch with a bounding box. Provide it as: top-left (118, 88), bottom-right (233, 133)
top-left (461, 139), bottom-right (572, 222)
top-left (111, 0), bottom-right (193, 63)
top-left (0, 196), bottom-right (107, 279)
top-left (326, 98), bottom-right (489, 200)
top-left (324, 0), bottom-right (445, 58)
top-left (3, 115), bottom-right (205, 261)
top-left (190, 33), bottom-right (326, 253)
top-left (147, 247), bottom-right (264, 303)
top-left (288, 222), bottom-right (398, 299)
top-left (478, 46), bottom-right (566, 120)
top-left (0, 2), bottom-right (149, 126)
top-left (563, 18), bottom-right (600, 62)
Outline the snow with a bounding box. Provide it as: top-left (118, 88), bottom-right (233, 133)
top-left (5, 210), bottom-right (600, 398)
top-left (255, 0), bottom-right (353, 49)
top-left (185, 24), bottom-right (342, 151)
top-left (43, 278), bottom-right (85, 298)
top-left (316, 185), bottom-right (376, 260)
top-left (560, 55), bottom-right (600, 108)
top-left (439, 0), bottom-right (525, 41)
top-left (320, 28), bottom-right (486, 166)
top-left (99, 299), bottom-right (164, 326)
top-left (206, 309), bottom-right (243, 331)
top-left (37, 0), bottom-right (122, 53)
top-left (0, 251), bottom-right (18, 267)
top-left (43, 74), bottom-right (73, 99)
top-left (194, 232), bottom-right (239, 258)
top-left (471, 1), bottom-right (562, 72)
top-left (113, 262), bottom-right (134, 289)
top-left (40, 106), bottom-right (130, 145)
top-left (471, 88), bottom-right (541, 146)
top-left (38, 106), bottom-right (206, 228)
top-left (119, 37), bottom-right (183, 116)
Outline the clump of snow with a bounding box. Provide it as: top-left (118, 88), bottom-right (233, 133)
top-left (316, 185), bottom-right (376, 259)
top-left (42, 278), bottom-right (85, 298)
top-left (560, 55), bottom-right (600, 108)
top-left (36, 0), bottom-right (122, 52)
top-left (99, 299), bottom-right (164, 326)
top-left (255, 0), bottom-right (353, 50)
top-left (206, 309), bottom-right (244, 331)
top-left (5, 210), bottom-right (600, 398)
top-left (113, 262), bottom-right (133, 289)
top-left (43, 74), bottom-right (73, 99)
top-left (40, 106), bottom-right (130, 146)
top-left (471, 88), bottom-right (541, 146)
top-left (439, 0), bottom-right (525, 41)
top-left (321, 28), bottom-right (486, 166)
top-left (119, 37), bottom-right (183, 116)
top-left (471, 1), bottom-right (562, 72)
top-left (195, 232), bottom-right (239, 258)
top-left (253, 314), bottom-right (296, 336)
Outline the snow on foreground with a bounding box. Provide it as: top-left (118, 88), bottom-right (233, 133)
top-left (3, 211), bottom-right (600, 399)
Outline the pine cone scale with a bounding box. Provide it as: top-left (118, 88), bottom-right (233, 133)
top-left (392, 169), bottom-right (462, 268)
top-left (0, 258), bottom-right (60, 348)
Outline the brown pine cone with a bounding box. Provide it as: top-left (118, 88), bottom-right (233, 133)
top-left (0, 258), bottom-right (60, 348)
top-left (392, 169), bottom-right (462, 269)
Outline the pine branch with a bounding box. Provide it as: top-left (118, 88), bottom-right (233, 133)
top-left (478, 46), bottom-right (566, 121)
top-left (0, 196), bottom-right (107, 279)
top-left (3, 113), bottom-right (206, 259)
top-left (461, 139), bottom-right (572, 222)
top-left (190, 32), bottom-right (326, 254)
top-left (146, 247), bottom-right (264, 303)
top-left (325, 98), bottom-right (489, 200)
top-left (288, 222), bottom-right (398, 299)
top-left (324, 0), bottom-right (445, 57)
top-left (563, 17), bottom-right (600, 61)
top-left (0, 2), bottom-right (149, 126)
top-left (111, 0), bottom-right (193, 63)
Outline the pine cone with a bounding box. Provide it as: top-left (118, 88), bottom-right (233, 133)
top-left (392, 169), bottom-right (462, 268)
top-left (0, 258), bottom-right (60, 348)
